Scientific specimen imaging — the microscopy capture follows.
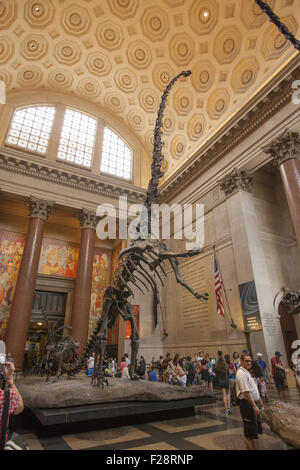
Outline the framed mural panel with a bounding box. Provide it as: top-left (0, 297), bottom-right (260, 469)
top-left (38, 239), bottom-right (79, 278)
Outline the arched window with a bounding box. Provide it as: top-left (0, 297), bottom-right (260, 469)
top-left (57, 108), bottom-right (97, 168)
top-left (6, 106), bottom-right (55, 154)
top-left (100, 127), bottom-right (132, 180)
top-left (6, 104), bottom-right (136, 180)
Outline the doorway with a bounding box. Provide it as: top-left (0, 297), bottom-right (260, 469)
top-left (24, 290), bottom-right (67, 373)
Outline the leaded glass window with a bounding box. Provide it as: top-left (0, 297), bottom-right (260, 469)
top-left (57, 108), bottom-right (97, 168)
top-left (100, 127), bottom-right (132, 180)
top-left (6, 106), bottom-right (55, 154)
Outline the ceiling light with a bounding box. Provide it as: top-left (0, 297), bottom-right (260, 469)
top-left (200, 8), bottom-right (210, 21)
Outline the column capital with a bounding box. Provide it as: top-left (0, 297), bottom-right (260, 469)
top-left (219, 168), bottom-right (253, 196)
top-left (78, 209), bottom-right (98, 230)
top-left (262, 129), bottom-right (300, 166)
top-left (28, 197), bottom-right (53, 221)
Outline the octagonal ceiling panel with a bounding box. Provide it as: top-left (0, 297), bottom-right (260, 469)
top-left (0, 0), bottom-right (299, 182)
top-left (0, 0), bottom-right (17, 30)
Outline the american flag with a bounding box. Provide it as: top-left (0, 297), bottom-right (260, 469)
top-left (214, 253), bottom-right (225, 318)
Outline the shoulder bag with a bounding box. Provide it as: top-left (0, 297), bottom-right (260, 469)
top-left (0, 388), bottom-right (29, 450)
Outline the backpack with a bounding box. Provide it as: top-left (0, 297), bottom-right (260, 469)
top-left (252, 360), bottom-right (263, 378)
top-left (187, 361), bottom-right (195, 376)
top-left (228, 363), bottom-right (235, 378)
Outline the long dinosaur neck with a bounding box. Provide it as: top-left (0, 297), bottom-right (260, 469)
top-left (144, 70), bottom-right (191, 211)
top-left (254, 0), bottom-right (300, 51)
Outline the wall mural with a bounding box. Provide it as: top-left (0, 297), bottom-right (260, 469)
top-left (0, 230), bottom-right (25, 339)
top-left (38, 239), bottom-right (79, 278)
top-left (0, 230), bottom-right (112, 341)
top-left (88, 250), bottom-right (111, 339)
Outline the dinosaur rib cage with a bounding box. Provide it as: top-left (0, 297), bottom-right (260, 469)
top-left (74, 246), bottom-right (167, 373)
top-left (70, 247), bottom-right (168, 374)
top-left (112, 250), bottom-right (167, 294)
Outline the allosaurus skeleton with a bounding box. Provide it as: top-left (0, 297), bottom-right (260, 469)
top-left (34, 294), bottom-right (81, 382)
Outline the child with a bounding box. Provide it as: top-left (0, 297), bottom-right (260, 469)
top-left (258, 376), bottom-right (268, 403)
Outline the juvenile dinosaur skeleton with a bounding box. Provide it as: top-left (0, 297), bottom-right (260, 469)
top-left (34, 294), bottom-right (81, 382)
top-left (77, 71), bottom-right (209, 387)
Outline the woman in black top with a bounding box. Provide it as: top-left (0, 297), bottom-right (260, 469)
top-left (216, 357), bottom-right (231, 415)
top-left (136, 356), bottom-right (146, 378)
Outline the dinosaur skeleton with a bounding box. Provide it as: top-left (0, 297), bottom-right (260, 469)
top-left (44, 332), bottom-right (81, 383)
top-left (73, 70), bottom-right (209, 388)
top-left (274, 287), bottom-right (300, 317)
top-left (254, 0), bottom-right (300, 52)
top-left (37, 2), bottom-right (297, 386)
top-left (35, 294), bottom-right (81, 382)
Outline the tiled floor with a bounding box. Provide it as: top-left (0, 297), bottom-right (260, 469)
top-left (20, 399), bottom-right (293, 451)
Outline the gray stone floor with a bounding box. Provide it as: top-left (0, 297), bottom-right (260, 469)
top-left (16, 380), bottom-right (299, 450)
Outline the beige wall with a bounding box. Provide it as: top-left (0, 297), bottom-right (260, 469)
top-left (152, 95), bottom-right (300, 365)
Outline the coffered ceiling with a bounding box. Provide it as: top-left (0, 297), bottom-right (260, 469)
top-left (0, 0), bottom-right (299, 182)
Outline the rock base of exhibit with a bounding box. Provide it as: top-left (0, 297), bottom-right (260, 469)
top-left (262, 402), bottom-right (300, 450)
top-left (16, 376), bottom-right (216, 427)
top-left (17, 375), bottom-right (215, 409)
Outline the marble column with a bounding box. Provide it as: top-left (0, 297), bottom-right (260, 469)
top-left (6, 197), bottom-right (53, 369)
top-left (71, 209), bottom-right (98, 356)
top-left (220, 168), bottom-right (286, 365)
top-left (263, 130), bottom-right (300, 247)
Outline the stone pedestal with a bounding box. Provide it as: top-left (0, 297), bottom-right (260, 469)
top-left (6, 198), bottom-right (53, 369)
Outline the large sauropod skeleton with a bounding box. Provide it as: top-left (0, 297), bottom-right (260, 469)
top-left (57, 1), bottom-right (298, 386)
top-left (76, 70), bottom-right (209, 388)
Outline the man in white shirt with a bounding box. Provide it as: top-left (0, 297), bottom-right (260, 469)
top-left (236, 354), bottom-right (264, 450)
top-left (87, 352), bottom-right (95, 377)
top-left (197, 350), bottom-right (204, 362)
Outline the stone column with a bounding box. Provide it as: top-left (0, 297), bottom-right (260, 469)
top-left (6, 197), bottom-right (53, 369)
top-left (219, 168), bottom-right (254, 336)
top-left (263, 130), bottom-right (300, 247)
top-left (71, 209), bottom-right (98, 356)
top-left (220, 168), bottom-right (286, 365)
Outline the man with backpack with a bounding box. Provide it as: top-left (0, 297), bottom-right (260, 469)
top-left (185, 356), bottom-right (196, 386)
